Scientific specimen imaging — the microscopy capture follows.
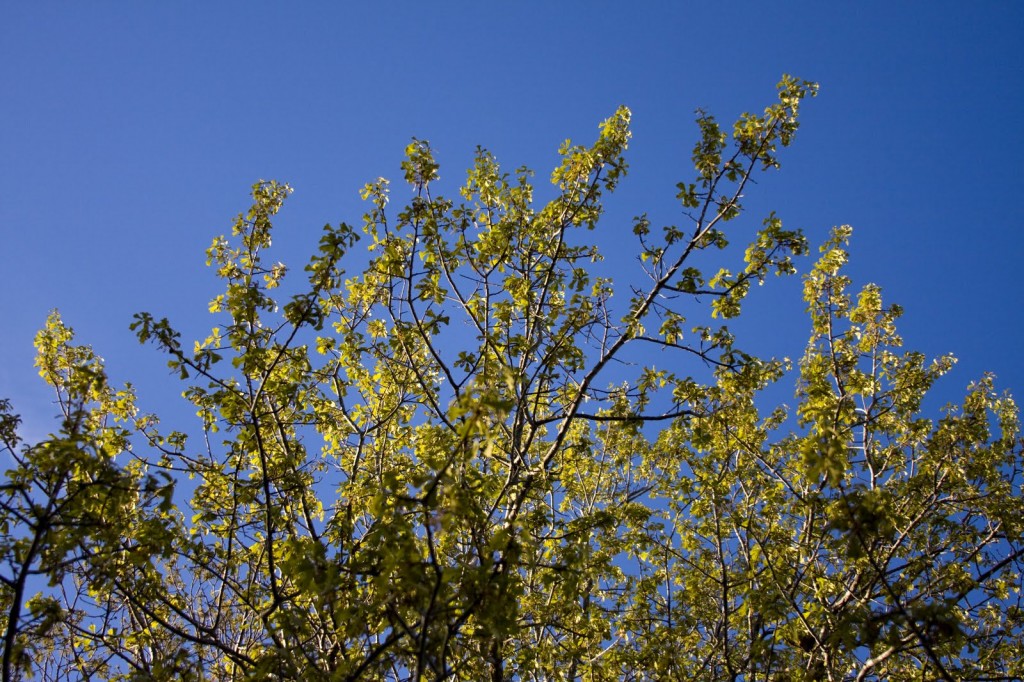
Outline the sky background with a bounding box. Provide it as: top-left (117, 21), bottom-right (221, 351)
top-left (2, 2), bottom-right (1022, 439)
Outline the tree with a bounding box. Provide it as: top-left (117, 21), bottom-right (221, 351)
top-left (1, 75), bottom-right (1021, 681)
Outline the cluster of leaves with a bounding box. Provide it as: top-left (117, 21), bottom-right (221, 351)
top-left (2, 76), bottom-right (1021, 681)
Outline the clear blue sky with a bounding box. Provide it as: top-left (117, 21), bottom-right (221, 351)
top-left (2, 2), bottom-right (1022, 437)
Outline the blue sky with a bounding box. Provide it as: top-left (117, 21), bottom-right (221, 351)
top-left (2, 2), bottom-right (1022, 437)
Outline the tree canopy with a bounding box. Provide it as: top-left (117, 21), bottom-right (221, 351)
top-left (2, 76), bottom-right (1021, 681)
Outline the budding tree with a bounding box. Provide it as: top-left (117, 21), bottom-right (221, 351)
top-left (2, 76), bottom-right (1021, 681)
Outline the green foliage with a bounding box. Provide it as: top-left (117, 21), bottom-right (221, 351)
top-left (2, 76), bottom-right (1021, 681)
